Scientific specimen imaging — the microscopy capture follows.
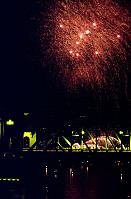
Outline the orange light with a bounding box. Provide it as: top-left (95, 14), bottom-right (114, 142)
top-left (76, 53), bottom-right (79, 57)
top-left (69, 50), bottom-right (73, 54)
top-left (60, 24), bottom-right (63, 28)
top-left (76, 41), bottom-right (79, 44)
top-left (117, 34), bottom-right (120, 38)
top-left (95, 51), bottom-right (99, 54)
top-left (93, 23), bottom-right (96, 26)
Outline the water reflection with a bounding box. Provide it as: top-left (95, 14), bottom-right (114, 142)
top-left (121, 173), bottom-right (123, 183)
top-left (0, 155), bottom-right (131, 199)
top-left (87, 166), bottom-right (88, 175)
top-left (45, 166), bottom-right (48, 176)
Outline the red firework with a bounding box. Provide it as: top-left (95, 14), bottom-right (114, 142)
top-left (40, 0), bottom-right (130, 98)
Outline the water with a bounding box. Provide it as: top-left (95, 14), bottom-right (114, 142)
top-left (0, 152), bottom-right (131, 199)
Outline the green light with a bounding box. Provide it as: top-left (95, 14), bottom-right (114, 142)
top-left (6, 119), bottom-right (14, 125)
top-left (23, 132), bottom-right (32, 138)
top-left (24, 113), bottom-right (29, 116)
top-left (72, 134), bottom-right (79, 136)
top-left (87, 130), bottom-right (100, 150)
top-left (62, 136), bottom-right (71, 146)
top-left (0, 178), bottom-right (19, 181)
top-left (119, 131), bottom-right (124, 134)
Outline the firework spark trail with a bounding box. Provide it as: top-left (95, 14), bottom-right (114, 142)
top-left (40, 0), bottom-right (130, 97)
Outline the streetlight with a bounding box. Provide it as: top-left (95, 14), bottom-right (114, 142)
top-left (6, 119), bottom-right (14, 125)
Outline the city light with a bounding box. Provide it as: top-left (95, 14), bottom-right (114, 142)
top-left (119, 131), bottom-right (124, 134)
top-left (0, 178), bottom-right (19, 181)
top-left (6, 119), bottom-right (14, 125)
top-left (24, 113), bottom-right (29, 116)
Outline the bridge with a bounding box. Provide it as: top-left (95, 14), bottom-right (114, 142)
top-left (0, 113), bottom-right (130, 153)
top-left (23, 129), bottom-right (131, 152)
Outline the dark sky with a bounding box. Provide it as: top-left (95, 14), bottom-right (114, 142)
top-left (1, 0), bottom-right (130, 128)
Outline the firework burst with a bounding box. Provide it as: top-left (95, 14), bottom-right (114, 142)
top-left (40, 0), bottom-right (130, 101)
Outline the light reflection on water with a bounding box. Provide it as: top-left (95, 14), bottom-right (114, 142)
top-left (0, 154), bottom-right (131, 199)
top-left (45, 166), bottom-right (48, 176)
top-left (87, 166), bottom-right (88, 175)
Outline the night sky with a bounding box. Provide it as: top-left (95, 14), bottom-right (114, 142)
top-left (1, 0), bottom-right (130, 129)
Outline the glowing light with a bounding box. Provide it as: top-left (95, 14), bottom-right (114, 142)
top-left (0, 178), bottom-right (19, 181)
top-left (24, 113), bottom-right (29, 116)
top-left (121, 173), bottom-right (122, 183)
top-left (54, 174), bottom-right (57, 178)
top-left (86, 30), bottom-right (90, 34)
top-left (69, 50), bottom-right (73, 54)
top-left (119, 131), bottom-right (124, 134)
top-left (6, 119), bottom-right (14, 125)
top-left (93, 23), bottom-right (96, 26)
top-left (70, 168), bottom-right (72, 175)
top-left (70, 168), bottom-right (72, 182)
top-left (23, 132), bottom-right (32, 138)
top-left (80, 34), bottom-right (83, 39)
top-left (76, 53), bottom-right (79, 57)
top-left (117, 34), bottom-right (120, 38)
top-left (87, 166), bottom-right (88, 175)
top-left (60, 24), bottom-right (63, 28)
top-left (46, 187), bottom-right (48, 193)
top-left (95, 51), bottom-right (99, 55)
top-left (76, 41), bottom-right (79, 44)
top-left (81, 165), bottom-right (84, 171)
top-left (46, 166), bottom-right (48, 176)
top-left (86, 136), bottom-right (121, 149)
top-left (72, 143), bottom-right (81, 149)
